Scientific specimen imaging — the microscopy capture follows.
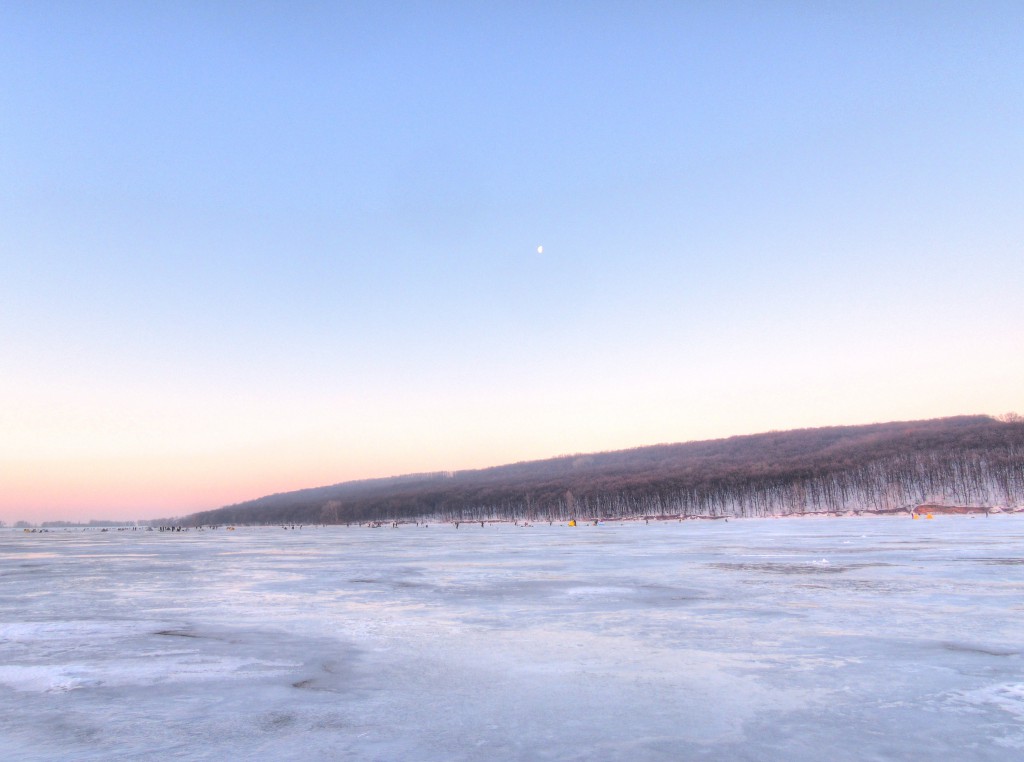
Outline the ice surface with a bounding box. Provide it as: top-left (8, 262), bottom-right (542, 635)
top-left (2, 517), bottom-right (1023, 760)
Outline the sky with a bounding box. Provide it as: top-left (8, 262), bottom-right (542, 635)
top-left (2, 2), bottom-right (1022, 523)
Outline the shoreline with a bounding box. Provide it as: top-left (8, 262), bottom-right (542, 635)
top-left (10, 505), bottom-right (1022, 532)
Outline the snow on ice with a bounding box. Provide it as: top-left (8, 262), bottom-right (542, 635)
top-left (2, 517), bottom-right (1023, 760)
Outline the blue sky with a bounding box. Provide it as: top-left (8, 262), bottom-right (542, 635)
top-left (2, 2), bottom-right (1022, 520)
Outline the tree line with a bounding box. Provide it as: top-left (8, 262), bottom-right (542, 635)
top-left (180, 415), bottom-right (1024, 526)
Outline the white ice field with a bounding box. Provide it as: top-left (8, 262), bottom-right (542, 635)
top-left (2, 517), bottom-right (1023, 761)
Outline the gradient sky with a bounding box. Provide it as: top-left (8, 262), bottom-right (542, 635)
top-left (2, 2), bottom-right (1022, 523)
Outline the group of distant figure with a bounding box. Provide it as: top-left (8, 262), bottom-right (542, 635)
top-left (16, 516), bottom-right (755, 535)
top-left (12, 510), bottom-right (1006, 536)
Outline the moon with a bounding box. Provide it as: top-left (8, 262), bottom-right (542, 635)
top-left (537, 245), bottom-right (543, 254)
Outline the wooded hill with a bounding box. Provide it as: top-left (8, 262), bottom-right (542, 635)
top-left (182, 415), bottom-right (1024, 525)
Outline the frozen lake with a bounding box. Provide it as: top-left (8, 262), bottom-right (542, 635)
top-left (2, 517), bottom-right (1023, 760)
